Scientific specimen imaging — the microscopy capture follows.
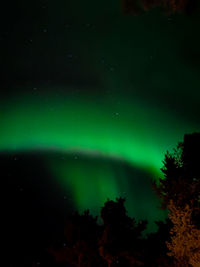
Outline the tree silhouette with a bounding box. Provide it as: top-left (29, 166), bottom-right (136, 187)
top-left (99, 197), bottom-right (146, 266)
top-left (49, 133), bottom-right (200, 266)
top-left (153, 133), bottom-right (200, 266)
top-left (49, 198), bottom-right (147, 266)
top-left (153, 133), bottom-right (200, 214)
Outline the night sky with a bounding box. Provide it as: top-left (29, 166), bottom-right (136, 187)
top-left (1, 0), bottom-right (200, 238)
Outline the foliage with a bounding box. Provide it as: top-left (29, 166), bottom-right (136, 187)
top-left (153, 133), bottom-right (200, 266)
top-left (167, 200), bottom-right (200, 267)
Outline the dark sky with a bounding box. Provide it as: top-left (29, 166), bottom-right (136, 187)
top-left (1, 0), bottom-right (200, 236)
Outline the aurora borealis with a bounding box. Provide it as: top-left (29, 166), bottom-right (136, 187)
top-left (1, 91), bottom-right (198, 228)
top-left (1, 0), bottom-right (200, 232)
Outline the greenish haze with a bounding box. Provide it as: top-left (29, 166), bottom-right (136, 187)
top-left (1, 0), bottom-right (200, 230)
top-left (1, 92), bottom-right (196, 172)
top-left (47, 152), bottom-right (166, 231)
top-left (0, 92), bottom-right (198, 230)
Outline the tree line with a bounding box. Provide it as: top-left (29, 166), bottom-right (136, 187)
top-left (47, 133), bottom-right (200, 266)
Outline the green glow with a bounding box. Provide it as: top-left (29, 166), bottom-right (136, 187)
top-left (47, 152), bottom-right (166, 230)
top-left (1, 92), bottom-right (196, 170)
top-left (1, 0), bottom-right (200, 233)
top-left (50, 155), bottom-right (120, 212)
top-left (0, 92), bottom-right (199, 228)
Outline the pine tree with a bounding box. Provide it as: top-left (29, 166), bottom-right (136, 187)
top-left (154, 133), bottom-right (200, 216)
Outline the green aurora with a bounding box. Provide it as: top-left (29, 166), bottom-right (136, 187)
top-left (1, 0), bottom-right (200, 230)
top-left (0, 92), bottom-right (199, 229)
top-left (1, 92), bottom-right (197, 171)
